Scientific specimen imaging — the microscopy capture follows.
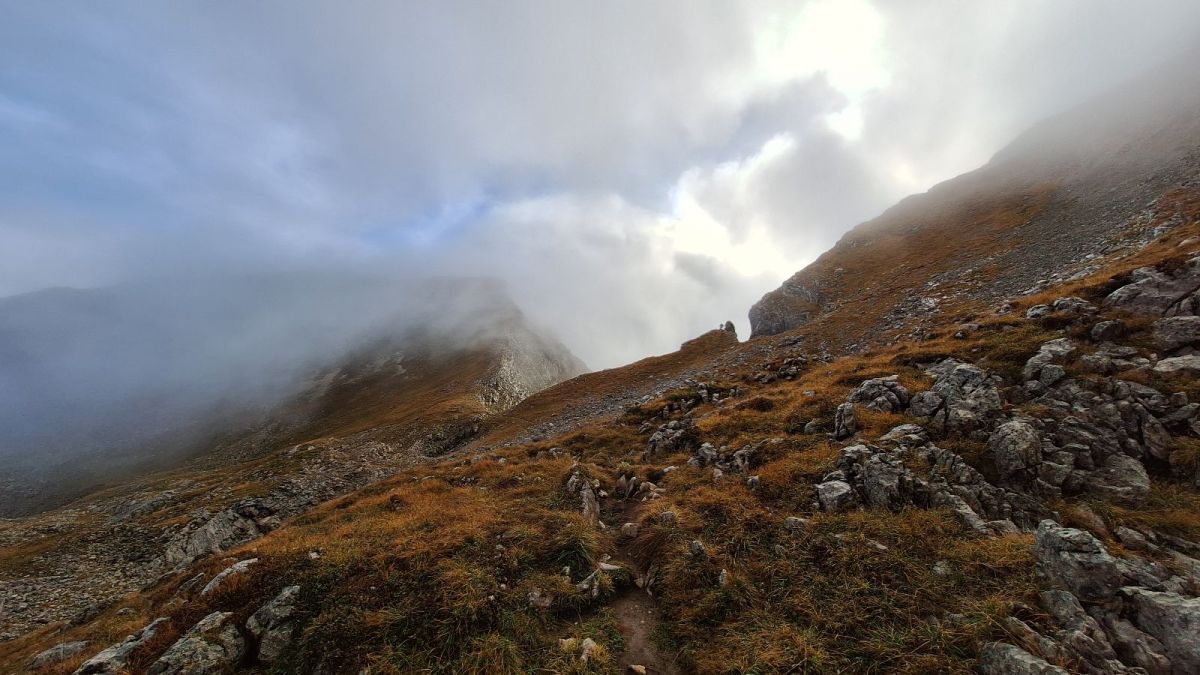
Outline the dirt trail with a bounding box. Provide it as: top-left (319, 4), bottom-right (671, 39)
top-left (608, 498), bottom-right (681, 674)
top-left (611, 589), bottom-right (680, 674)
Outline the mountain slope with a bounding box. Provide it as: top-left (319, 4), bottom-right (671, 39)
top-left (749, 53), bottom-right (1200, 349)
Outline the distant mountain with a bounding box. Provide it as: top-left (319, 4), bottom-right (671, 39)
top-left (0, 274), bottom-right (585, 515)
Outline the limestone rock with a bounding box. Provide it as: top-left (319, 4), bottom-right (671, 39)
top-left (1153, 355), bottom-right (1200, 376)
top-left (1084, 454), bottom-right (1150, 507)
top-left (1023, 338), bottom-right (1077, 382)
top-left (1121, 588), bottom-right (1200, 672)
top-left (977, 642), bottom-right (1069, 674)
top-left (1105, 259), bottom-right (1200, 317)
top-left (200, 558), bottom-right (259, 597)
top-left (247, 585), bottom-right (301, 664)
top-left (833, 402), bottom-right (857, 440)
top-left (1153, 316), bottom-right (1200, 351)
top-left (909, 360), bottom-right (1003, 433)
top-left (73, 618), bottom-right (167, 675)
top-left (989, 421), bottom-right (1043, 485)
top-left (147, 611), bottom-right (245, 675)
top-left (848, 376), bottom-right (911, 413)
top-left (816, 480), bottom-right (857, 512)
top-left (31, 641), bottom-right (89, 670)
top-left (1034, 520), bottom-right (1123, 603)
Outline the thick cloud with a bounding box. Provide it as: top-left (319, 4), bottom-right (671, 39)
top-left (1, 0), bottom-right (1199, 370)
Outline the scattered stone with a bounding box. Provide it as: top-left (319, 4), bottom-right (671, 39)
top-left (783, 516), bottom-right (810, 533)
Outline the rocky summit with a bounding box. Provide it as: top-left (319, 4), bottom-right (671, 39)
top-left (6, 49), bottom-right (1200, 675)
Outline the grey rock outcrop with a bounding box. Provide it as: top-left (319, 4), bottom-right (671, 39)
top-left (163, 501), bottom-right (277, 568)
top-left (1152, 316), bottom-right (1200, 351)
top-left (31, 641), bottom-right (90, 669)
top-left (908, 360), bottom-right (1003, 433)
top-left (1121, 588), bottom-right (1200, 672)
top-left (847, 377), bottom-right (910, 413)
top-left (989, 420), bottom-right (1043, 485)
top-left (1105, 258), bottom-right (1200, 317)
top-left (1034, 520), bottom-right (1124, 603)
top-left (833, 403), bottom-right (857, 440)
top-left (977, 642), bottom-right (1068, 674)
top-left (247, 585), bottom-right (302, 663)
top-left (748, 277), bottom-right (823, 338)
top-left (73, 618), bottom-right (167, 675)
top-left (200, 558), bottom-right (259, 597)
top-left (148, 611), bottom-right (246, 675)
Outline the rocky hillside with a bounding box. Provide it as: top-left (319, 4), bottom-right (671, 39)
top-left (749, 53), bottom-right (1200, 351)
top-left (6, 61), bottom-right (1200, 675)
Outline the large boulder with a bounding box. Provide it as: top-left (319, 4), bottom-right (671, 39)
top-left (148, 611), bottom-right (246, 675)
top-left (1084, 454), bottom-right (1150, 507)
top-left (847, 377), bottom-right (911, 413)
top-left (1105, 259), bottom-right (1200, 317)
top-left (1152, 316), bottom-right (1200, 351)
top-left (1153, 355), bottom-right (1200, 377)
top-left (73, 618), bottom-right (167, 675)
top-left (31, 641), bottom-right (90, 670)
top-left (909, 360), bottom-right (1004, 433)
top-left (247, 585), bottom-right (302, 663)
top-left (1121, 588), bottom-right (1200, 673)
top-left (1033, 521), bottom-right (1124, 603)
top-left (1023, 338), bottom-right (1077, 383)
top-left (989, 421), bottom-right (1043, 485)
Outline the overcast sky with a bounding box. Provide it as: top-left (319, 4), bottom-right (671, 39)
top-left (2, 1), bottom-right (1199, 368)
